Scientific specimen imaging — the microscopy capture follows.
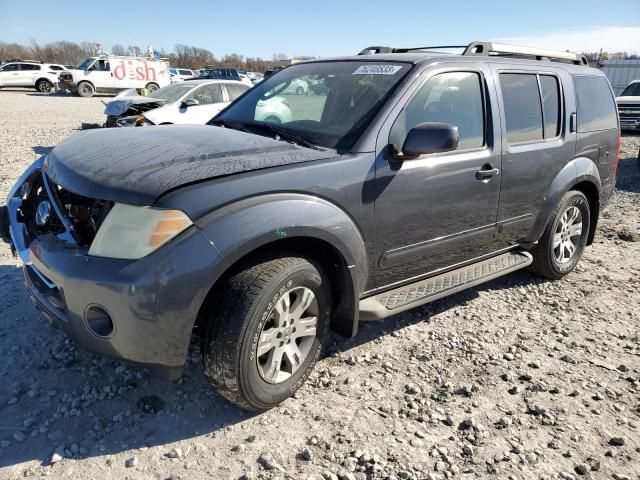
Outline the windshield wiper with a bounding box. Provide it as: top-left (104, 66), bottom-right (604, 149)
top-left (242, 122), bottom-right (323, 150)
top-left (210, 118), bottom-right (252, 133)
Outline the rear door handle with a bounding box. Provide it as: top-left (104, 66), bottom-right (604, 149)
top-left (476, 166), bottom-right (500, 181)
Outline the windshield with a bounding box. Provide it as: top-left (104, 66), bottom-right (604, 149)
top-left (621, 82), bottom-right (640, 97)
top-left (75, 57), bottom-right (95, 70)
top-left (148, 83), bottom-right (195, 102)
top-left (214, 61), bottom-right (412, 149)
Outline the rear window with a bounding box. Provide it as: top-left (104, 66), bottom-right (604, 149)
top-left (49, 65), bottom-right (64, 71)
top-left (179, 69), bottom-right (192, 76)
top-left (574, 76), bottom-right (617, 132)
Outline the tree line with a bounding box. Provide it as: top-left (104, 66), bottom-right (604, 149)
top-left (0, 40), bottom-right (307, 72)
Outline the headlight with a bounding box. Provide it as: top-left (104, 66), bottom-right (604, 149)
top-left (115, 115), bottom-right (146, 127)
top-left (88, 204), bottom-right (192, 259)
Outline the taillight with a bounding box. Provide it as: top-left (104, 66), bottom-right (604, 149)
top-left (614, 134), bottom-right (621, 176)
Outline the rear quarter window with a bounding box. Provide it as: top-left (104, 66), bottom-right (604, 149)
top-left (574, 76), bottom-right (617, 132)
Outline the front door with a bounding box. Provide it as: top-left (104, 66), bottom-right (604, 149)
top-left (176, 83), bottom-right (226, 124)
top-left (83, 59), bottom-right (114, 91)
top-left (0, 63), bottom-right (21, 86)
top-left (373, 65), bottom-right (502, 289)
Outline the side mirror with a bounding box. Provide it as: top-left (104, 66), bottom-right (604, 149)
top-left (399, 122), bottom-right (459, 159)
top-left (181, 98), bottom-right (199, 108)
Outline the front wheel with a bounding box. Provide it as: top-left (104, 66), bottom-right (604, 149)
top-left (145, 82), bottom-right (159, 94)
top-left (529, 190), bottom-right (591, 280)
top-left (202, 254), bottom-right (332, 411)
top-left (76, 82), bottom-right (95, 97)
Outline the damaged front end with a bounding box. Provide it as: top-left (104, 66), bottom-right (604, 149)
top-left (104, 94), bottom-right (165, 128)
top-left (4, 156), bottom-right (114, 262)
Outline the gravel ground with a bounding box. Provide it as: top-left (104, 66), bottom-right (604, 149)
top-left (0, 90), bottom-right (638, 480)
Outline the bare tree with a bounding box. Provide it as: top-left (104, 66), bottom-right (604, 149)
top-left (111, 44), bottom-right (127, 56)
top-left (127, 45), bottom-right (142, 57)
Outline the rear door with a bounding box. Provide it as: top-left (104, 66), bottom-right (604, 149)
top-left (490, 65), bottom-right (575, 246)
top-left (373, 63), bottom-right (503, 288)
top-left (18, 63), bottom-right (41, 86)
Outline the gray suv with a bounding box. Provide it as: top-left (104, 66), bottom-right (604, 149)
top-left (1, 41), bottom-right (620, 410)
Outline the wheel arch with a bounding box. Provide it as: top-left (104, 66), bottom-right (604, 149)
top-left (192, 193), bottom-right (369, 339)
top-left (527, 157), bottom-right (601, 245)
top-left (35, 77), bottom-right (53, 86)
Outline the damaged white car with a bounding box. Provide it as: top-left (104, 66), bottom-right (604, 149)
top-left (105, 79), bottom-right (292, 127)
top-left (104, 80), bottom-right (247, 127)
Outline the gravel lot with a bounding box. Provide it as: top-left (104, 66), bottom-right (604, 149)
top-left (0, 90), bottom-right (639, 480)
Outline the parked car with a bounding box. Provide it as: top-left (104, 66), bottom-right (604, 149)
top-left (0, 61), bottom-right (66, 92)
top-left (194, 67), bottom-right (253, 87)
top-left (616, 80), bottom-right (640, 131)
top-left (169, 68), bottom-right (196, 83)
top-left (57, 55), bottom-right (170, 97)
top-left (1, 41), bottom-right (620, 411)
top-left (282, 78), bottom-right (308, 95)
top-left (104, 80), bottom-right (288, 127)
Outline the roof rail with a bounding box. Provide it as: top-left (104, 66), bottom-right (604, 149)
top-left (463, 41), bottom-right (588, 65)
top-left (358, 41), bottom-right (589, 66)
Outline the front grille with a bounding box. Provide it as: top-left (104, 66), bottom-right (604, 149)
top-left (618, 103), bottom-right (640, 126)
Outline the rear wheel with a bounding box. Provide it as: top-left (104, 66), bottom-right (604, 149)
top-left (36, 79), bottom-right (53, 93)
top-left (529, 190), bottom-right (590, 280)
top-left (202, 254), bottom-right (331, 411)
top-left (76, 82), bottom-right (95, 98)
top-left (145, 82), bottom-right (159, 94)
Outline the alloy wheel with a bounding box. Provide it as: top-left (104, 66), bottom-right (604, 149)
top-left (553, 205), bottom-right (583, 264)
top-left (256, 286), bottom-right (318, 384)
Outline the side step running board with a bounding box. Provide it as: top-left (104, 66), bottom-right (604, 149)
top-left (359, 250), bottom-right (532, 320)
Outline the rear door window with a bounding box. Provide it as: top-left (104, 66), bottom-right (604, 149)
top-left (21, 64), bottom-right (41, 70)
top-left (500, 73), bottom-right (543, 143)
top-left (574, 76), bottom-right (617, 132)
top-left (540, 75), bottom-right (561, 138)
top-left (179, 69), bottom-right (192, 76)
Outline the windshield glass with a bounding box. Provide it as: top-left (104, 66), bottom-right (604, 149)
top-left (75, 57), bottom-right (95, 70)
top-left (214, 61), bottom-right (412, 149)
top-left (621, 82), bottom-right (640, 97)
top-left (148, 83), bottom-right (195, 102)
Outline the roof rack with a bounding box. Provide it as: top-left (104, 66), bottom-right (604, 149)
top-left (358, 41), bottom-right (589, 66)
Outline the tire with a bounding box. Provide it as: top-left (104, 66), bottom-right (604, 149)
top-left (529, 190), bottom-right (591, 280)
top-left (296, 86), bottom-right (304, 96)
top-left (36, 79), bottom-right (53, 93)
top-left (76, 82), bottom-right (95, 98)
top-left (145, 82), bottom-right (159, 94)
top-left (202, 254), bottom-right (332, 411)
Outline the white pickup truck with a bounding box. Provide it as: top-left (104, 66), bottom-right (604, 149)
top-left (57, 55), bottom-right (171, 97)
top-left (616, 80), bottom-right (640, 131)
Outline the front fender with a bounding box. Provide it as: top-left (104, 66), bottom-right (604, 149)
top-left (196, 193), bottom-right (368, 336)
top-left (526, 156), bottom-right (601, 243)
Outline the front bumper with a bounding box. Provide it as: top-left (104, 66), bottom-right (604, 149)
top-left (3, 161), bottom-right (225, 378)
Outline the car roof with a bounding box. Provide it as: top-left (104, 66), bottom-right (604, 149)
top-left (301, 52), bottom-right (599, 74)
top-left (180, 79), bottom-right (247, 86)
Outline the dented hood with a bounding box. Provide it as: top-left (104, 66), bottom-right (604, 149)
top-left (45, 125), bottom-right (332, 205)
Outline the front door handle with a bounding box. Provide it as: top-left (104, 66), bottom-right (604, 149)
top-left (476, 165), bottom-right (500, 181)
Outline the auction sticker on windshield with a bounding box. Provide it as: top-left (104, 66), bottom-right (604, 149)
top-left (353, 65), bottom-right (403, 75)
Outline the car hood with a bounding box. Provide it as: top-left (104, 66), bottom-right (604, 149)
top-left (45, 125), bottom-right (333, 205)
top-left (104, 96), bottom-right (166, 116)
top-left (616, 96), bottom-right (640, 104)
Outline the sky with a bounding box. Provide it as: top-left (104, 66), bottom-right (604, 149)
top-left (1, 0), bottom-right (639, 58)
